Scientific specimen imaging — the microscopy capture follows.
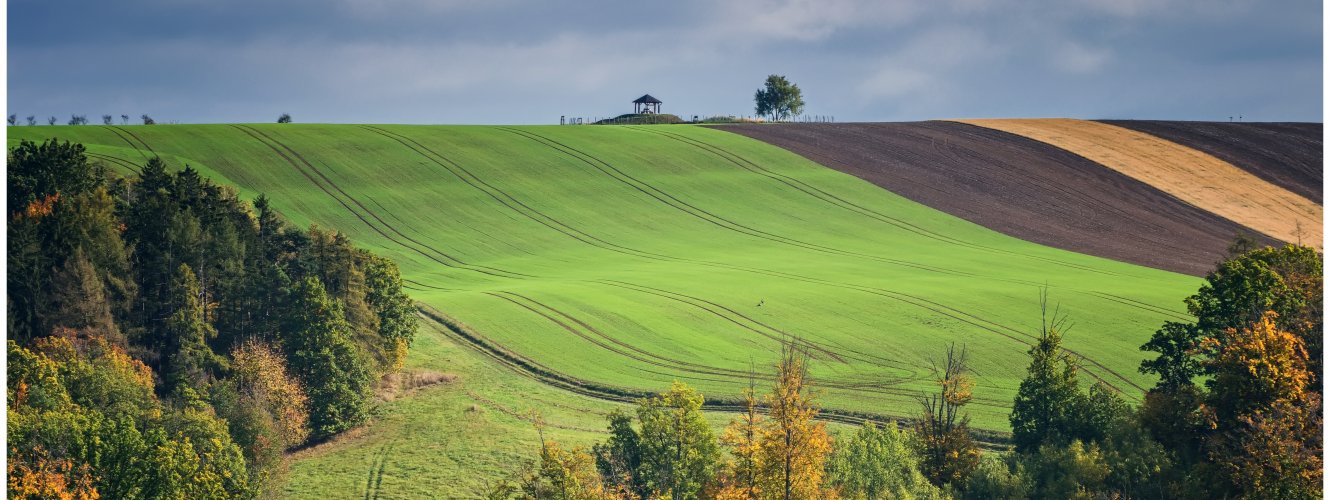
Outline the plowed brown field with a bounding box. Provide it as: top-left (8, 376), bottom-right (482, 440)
top-left (720, 121), bottom-right (1276, 276)
top-left (953, 118), bottom-right (1321, 249)
top-left (1099, 120), bottom-right (1322, 203)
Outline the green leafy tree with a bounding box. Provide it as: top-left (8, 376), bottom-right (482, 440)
top-left (827, 422), bottom-right (941, 499)
top-left (1022, 440), bottom-right (1110, 500)
top-left (637, 381), bottom-right (720, 499)
top-left (753, 75), bottom-right (805, 122)
top-left (365, 254), bottom-right (417, 371)
top-left (592, 409), bottom-right (645, 498)
top-left (1009, 298), bottom-right (1084, 453)
top-left (963, 455), bottom-right (1032, 500)
top-left (281, 276), bottom-right (372, 440)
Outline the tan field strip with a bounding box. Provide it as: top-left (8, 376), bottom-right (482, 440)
top-left (951, 118), bottom-right (1322, 249)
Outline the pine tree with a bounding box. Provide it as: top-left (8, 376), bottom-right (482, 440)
top-left (164, 263), bottom-right (223, 390)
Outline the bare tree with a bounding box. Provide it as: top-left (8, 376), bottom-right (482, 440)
top-left (102, 115), bottom-right (113, 125)
top-left (68, 115), bottom-right (88, 125)
top-left (915, 343), bottom-right (980, 486)
top-left (47, 116), bottom-right (57, 125)
top-left (26, 115), bottom-right (36, 126)
top-left (7, 114), bottom-right (16, 126)
top-left (120, 114), bottom-right (129, 125)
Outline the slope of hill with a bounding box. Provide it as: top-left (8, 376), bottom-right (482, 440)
top-left (8, 123), bottom-right (1202, 494)
top-left (718, 121), bottom-right (1277, 276)
top-left (1099, 120), bottom-right (1322, 203)
top-left (952, 118), bottom-right (1322, 249)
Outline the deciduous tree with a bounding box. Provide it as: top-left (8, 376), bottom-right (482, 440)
top-left (637, 381), bottom-right (720, 500)
top-left (755, 343), bottom-right (833, 499)
top-left (754, 75), bottom-right (804, 122)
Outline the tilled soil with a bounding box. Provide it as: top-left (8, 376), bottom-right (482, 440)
top-left (1099, 120), bottom-right (1322, 203)
top-left (720, 121), bottom-right (1280, 276)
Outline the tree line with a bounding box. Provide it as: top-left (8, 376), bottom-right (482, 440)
top-left (7, 139), bottom-right (419, 498)
top-left (494, 241), bottom-right (1321, 499)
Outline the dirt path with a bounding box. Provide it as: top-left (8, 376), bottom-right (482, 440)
top-left (720, 122), bottom-right (1275, 276)
top-left (954, 118), bottom-right (1321, 249)
top-left (1099, 120), bottom-right (1322, 203)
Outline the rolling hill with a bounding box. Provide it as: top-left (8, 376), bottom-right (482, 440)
top-left (9, 123), bottom-right (1209, 495)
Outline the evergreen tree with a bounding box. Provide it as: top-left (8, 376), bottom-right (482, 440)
top-left (1010, 297), bottom-right (1084, 453)
top-left (281, 276), bottom-right (372, 440)
top-left (164, 263), bottom-right (224, 390)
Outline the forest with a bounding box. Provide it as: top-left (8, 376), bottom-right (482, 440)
top-left (7, 139), bottom-right (418, 498)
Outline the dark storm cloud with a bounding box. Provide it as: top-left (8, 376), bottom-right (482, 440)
top-left (7, 0), bottom-right (1321, 124)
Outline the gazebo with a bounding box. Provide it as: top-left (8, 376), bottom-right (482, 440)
top-left (633, 94), bottom-right (662, 114)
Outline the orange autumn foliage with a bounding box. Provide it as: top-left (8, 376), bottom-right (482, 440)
top-left (7, 447), bottom-right (99, 500)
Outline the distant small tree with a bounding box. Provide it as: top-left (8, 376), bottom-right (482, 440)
top-left (102, 115), bottom-right (113, 126)
top-left (8, 114), bottom-right (16, 126)
top-left (120, 114), bottom-right (129, 125)
top-left (47, 116), bottom-right (57, 126)
top-left (277, 113), bottom-right (292, 124)
top-left (754, 74), bottom-right (805, 122)
top-left (26, 115), bottom-right (37, 126)
top-left (141, 114), bottom-right (155, 125)
top-left (67, 115), bottom-right (87, 126)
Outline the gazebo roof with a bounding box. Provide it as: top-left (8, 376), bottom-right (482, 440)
top-left (633, 94), bottom-right (662, 104)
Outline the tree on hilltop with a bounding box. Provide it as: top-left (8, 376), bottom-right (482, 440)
top-left (754, 75), bottom-right (805, 122)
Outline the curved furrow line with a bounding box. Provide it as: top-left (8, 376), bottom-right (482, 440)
top-left (402, 278), bottom-right (456, 292)
top-left (316, 128), bottom-right (1139, 390)
top-left (496, 126), bottom-right (981, 279)
top-left (358, 126), bottom-right (695, 267)
top-left (228, 125), bottom-right (524, 280)
top-left (498, 289), bottom-right (1020, 406)
top-left (648, 126), bottom-right (1128, 277)
top-left (85, 152), bottom-right (143, 174)
top-left (595, 279), bottom-right (911, 370)
top-left (1083, 291), bottom-right (1192, 323)
top-left (102, 127), bottom-right (151, 161)
top-left (109, 125), bottom-right (156, 155)
top-left (239, 125), bottom-right (533, 279)
top-left (484, 291), bottom-right (762, 380)
top-left (418, 306), bottom-right (1015, 446)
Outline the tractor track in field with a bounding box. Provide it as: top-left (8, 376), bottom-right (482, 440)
top-left (638, 126), bottom-right (1128, 278)
top-left (229, 124), bottom-right (528, 280)
top-left (85, 152), bottom-right (143, 174)
top-left (463, 390), bottom-right (602, 433)
top-left (595, 279), bottom-right (896, 369)
top-left (351, 126), bottom-right (1162, 390)
top-left (358, 125), bottom-right (700, 268)
top-left (419, 306), bottom-right (1015, 446)
top-left (233, 124), bottom-right (1144, 396)
top-left (109, 126), bottom-right (156, 156)
top-left (490, 289), bottom-right (1009, 408)
top-left (103, 127), bottom-right (152, 161)
top-left (496, 126), bottom-right (987, 280)
top-left (363, 441), bottom-right (393, 500)
top-left (722, 122), bottom-right (1273, 275)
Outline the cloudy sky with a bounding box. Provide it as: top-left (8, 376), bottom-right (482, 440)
top-left (7, 0), bottom-right (1323, 124)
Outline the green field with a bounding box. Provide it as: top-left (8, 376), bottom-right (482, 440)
top-left (10, 124), bottom-right (1200, 495)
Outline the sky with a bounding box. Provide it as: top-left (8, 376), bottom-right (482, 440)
top-left (6, 0), bottom-right (1324, 124)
